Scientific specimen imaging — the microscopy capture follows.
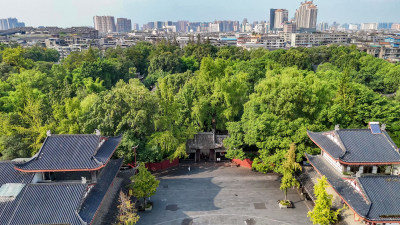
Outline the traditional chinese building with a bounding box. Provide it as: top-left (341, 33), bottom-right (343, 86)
top-left (186, 132), bottom-right (229, 162)
top-left (306, 122), bottom-right (400, 225)
top-left (0, 132), bottom-right (122, 225)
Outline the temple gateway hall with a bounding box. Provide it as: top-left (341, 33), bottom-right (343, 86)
top-left (306, 122), bottom-right (400, 225)
top-left (0, 132), bottom-right (122, 225)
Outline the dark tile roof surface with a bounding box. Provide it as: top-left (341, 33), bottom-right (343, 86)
top-left (305, 154), bottom-right (371, 218)
top-left (7, 183), bottom-right (87, 225)
top-left (307, 131), bottom-right (344, 159)
top-left (0, 162), bottom-right (33, 185)
top-left (0, 162), bottom-right (34, 224)
top-left (15, 135), bottom-right (122, 171)
top-left (337, 130), bottom-right (400, 163)
top-left (308, 129), bottom-right (400, 163)
top-left (95, 137), bottom-right (123, 163)
top-left (79, 158), bottom-right (123, 224)
top-left (0, 187), bottom-right (26, 225)
top-left (358, 176), bottom-right (400, 221)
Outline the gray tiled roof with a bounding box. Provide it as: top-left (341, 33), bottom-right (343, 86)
top-left (0, 162), bottom-right (33, 185)
top-left (305, 154), bottom-right (371, 217)
top-left (358, 176), bottom-right (400, 221)
top-left (0, 162), bottom-right (34, 224)
top-left (0, 159), bottom-right (122, 225)
top-left (7, 183), bottom-right (87, 225)
top-left (95, 137), bottom-right (123, 163)
top-left (308, 129), bottom-right (400, 163)
top-left (307, 153), bottom-right (400, 221)
top-left (79, 158), bottom-right (123, 224)
top-left (338, 130), bottom-right (400, 163)
top-left (15, 135), bottom-right (122, 171)
top-left (307, 131), bottom-right (344, 159)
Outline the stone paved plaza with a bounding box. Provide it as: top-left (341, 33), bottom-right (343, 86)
top-left (137, 163), bottom-right (312, 225)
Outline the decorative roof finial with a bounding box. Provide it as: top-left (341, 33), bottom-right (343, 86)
top-left (335, 124), bottom-right (340, 131)
top-left (95, 129), bottom-right (101, 136)
top-left (46, 130), bottom-right (51, 136)
top-left (381, 124), bottom-right (386, 131)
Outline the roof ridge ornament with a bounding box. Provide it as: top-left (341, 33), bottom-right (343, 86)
top-left (381, 124), bottom-right (386, 131)
top-left (335, 124), bottom-right (340, 131)
top-left (46, 130), bottom-right (51, 137)
top-left (95, 129), bottom-right (101, 136)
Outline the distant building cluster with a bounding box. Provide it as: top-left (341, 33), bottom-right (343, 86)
top-left (0, 18), bottom-right (25, 30)
top-left (93, 16), bottom-right (131, 34)
top-left (317, 22), bottom-right (400, 32)
top-left (0, 1), bottom-right (400, 62)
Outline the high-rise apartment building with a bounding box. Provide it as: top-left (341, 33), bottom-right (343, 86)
top-left (93, 16), bottom-right (116, 34)
top-left (349, 24), bottom-right (360, 30)
top-left (177, 21), bottom-right (189, 33)
top-left (283, 22), bottom-right (297, 33)
top-left (392, 24), bottom-right (400, 31)
top-left (269, 9), bottom-right (276, 30)
top-left (0, 18), bottom-right (25, 30)
top-left (116, 18), bottom-right (132, 33)
top-left (154, 21), bottom-right (163, 30)
top-left (209, 23), bottom-right (220, 32)
top-left (295, 1), bottom-right (318, 31)
top-left (0, 19), bottom-right (8, 30)
top-left (317, 22), bottom-right (329, 31)
top-left (212, 21), bottom-right (236, 32)
top-left (378, 22), bottom-right (394, 30)
top-left (274, 9), bottom-right (289, 29)
top-left (361, 23), bottom-right (378, 30)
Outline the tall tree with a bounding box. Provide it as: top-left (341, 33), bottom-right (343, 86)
top-left (129, 163), bottom-right (160, 207)
top-left (280, 143), bottom-right (302, 202)
top-left (118, 191), bottom-right (140, 225)
top-left (308, 176), bottom-right (343, 225)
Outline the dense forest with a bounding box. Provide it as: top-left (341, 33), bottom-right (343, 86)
top-left (1, 41), bottom-right (400, 173)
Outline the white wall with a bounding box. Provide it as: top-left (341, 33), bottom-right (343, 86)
top-left (322, 152), bottom-right (343, 173)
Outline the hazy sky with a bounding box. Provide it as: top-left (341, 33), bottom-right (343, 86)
top-left (0, 0), bottom-right (399, 27)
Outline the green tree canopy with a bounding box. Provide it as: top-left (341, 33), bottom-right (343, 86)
top-left (308, 176), bottom-right (344, 225)
top-left (129, 163), bottom-right (160, 206)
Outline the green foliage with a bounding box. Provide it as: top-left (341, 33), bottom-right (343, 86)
top-left (143, 71), bottom-right (168, 89)
top-left (225, 149), bottom-right (245, 160)
top-left (2, 46), bottom-right (33, 71)
top-left (181, 56), bottom-right (199, 71)
top-left (24, 46), bottom-right (60, 62)
top-left (118, 191), bottom-right (140, 225)
top-left (0, 134), bottom-right (31, 160)
top-left (308, 176), bottom-right (344, 225)
top-left (0, 43), bottom-right (400, 167)
top-left (227, 67), bottom-right (333, 173)
top-left (280, 143), bottom-right (302, 201)
top-left (129, 163), bottom-right (160, 206)
top-left (148, 52), bottom-right (182, 74)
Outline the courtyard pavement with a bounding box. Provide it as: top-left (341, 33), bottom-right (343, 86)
top-left (137, 163), bottom-right (312, 225)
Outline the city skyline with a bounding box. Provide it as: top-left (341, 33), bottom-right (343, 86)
top-left (0, 0), bottom-right (399, 28)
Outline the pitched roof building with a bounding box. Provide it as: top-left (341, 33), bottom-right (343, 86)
top-left (306, 122), bottom-right (400, 224)
top-left (0, 133), bottom-right (123, 225)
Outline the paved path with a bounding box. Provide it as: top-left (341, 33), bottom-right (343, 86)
top-left (137, 163), bottom-right (312, 225)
